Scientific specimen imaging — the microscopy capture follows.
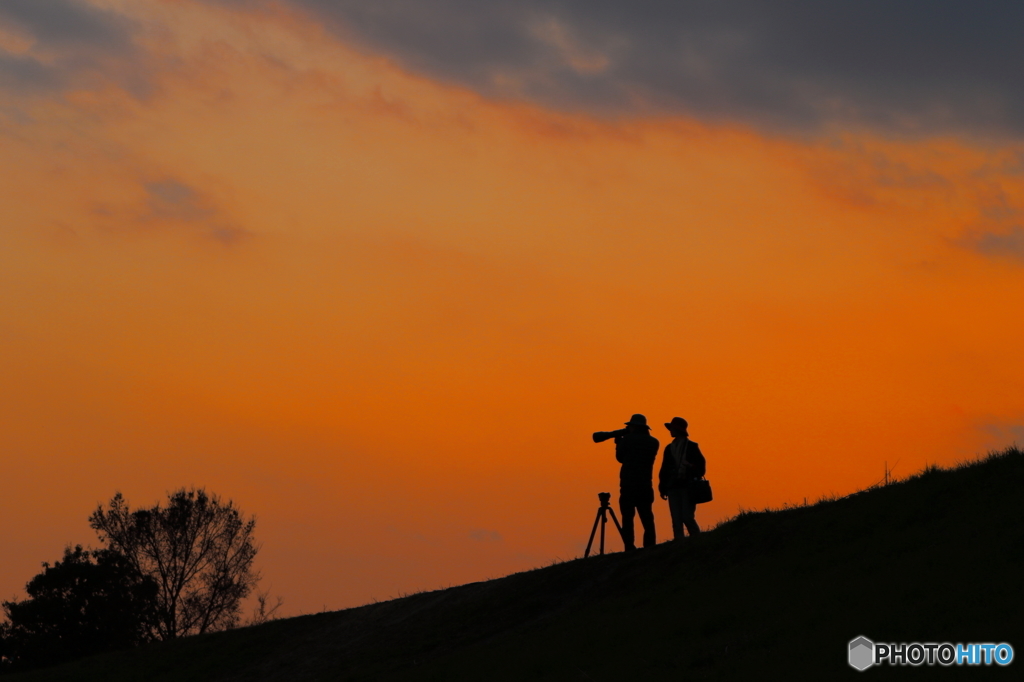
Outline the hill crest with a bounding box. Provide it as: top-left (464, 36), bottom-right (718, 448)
top-left (10, 446), bottom-right (1024, 681)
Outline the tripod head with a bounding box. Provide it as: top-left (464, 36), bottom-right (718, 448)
top-left (585, 492), bottom-right (624, 557)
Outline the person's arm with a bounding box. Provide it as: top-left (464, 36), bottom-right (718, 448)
top-left (658, 444), bottom-right (671, 498)
top-left (690, 442), bottom-right (706, 478)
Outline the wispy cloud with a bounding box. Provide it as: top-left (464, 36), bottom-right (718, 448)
top-left (959, 225), bottom-right (1024, 262)
top-left (980, 421), bottom-right (1024, 447)
top-left (146, 180), bottom-right (215, 223)
top-left (142, 179), bottom-right (248, 245)
top-left (468, 528), bottom-right (502, 543)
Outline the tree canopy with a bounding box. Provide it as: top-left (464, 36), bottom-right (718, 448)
top-left (89, 488), bottom-right (260, 640)
top-left (0, 546), bottom-right (157, 671)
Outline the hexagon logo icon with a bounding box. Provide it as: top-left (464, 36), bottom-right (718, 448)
top-left (849, 636), bottom-right (875, 671)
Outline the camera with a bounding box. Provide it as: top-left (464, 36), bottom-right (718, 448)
top-left (592, 429), bottom-right (625, 443)
top-left (598, 492), bottom-right (611, 506)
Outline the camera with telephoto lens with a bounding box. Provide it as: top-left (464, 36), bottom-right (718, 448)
top-left (592, 429), bottom-right (626, 443)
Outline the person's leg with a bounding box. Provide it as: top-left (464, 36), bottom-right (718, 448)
top-left (682, 496), bottom-right (701, 536)
top-left (677, 486), bottom-right (700, 536)
top-left (618, 491), bottom-right (637, 551)
top-left (666, 488), bottom-right (686, 540)
top-left (638, 507), bottom-right (656, 548)
top-left (636, 487), bottom-right (656, 548)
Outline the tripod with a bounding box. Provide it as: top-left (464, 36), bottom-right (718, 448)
top-left (584, 492), bottom-right (626, 557)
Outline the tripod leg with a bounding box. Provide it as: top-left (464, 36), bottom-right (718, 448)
top-left (599, 508), bottom-right (607, 555)
top-left (606, 508), bottom-right (627, 548)
top-left (584, 508), bottom-right (603, 558)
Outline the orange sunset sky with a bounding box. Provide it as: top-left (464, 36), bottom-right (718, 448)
top-left (2, 0), bottom-right (1024, 616)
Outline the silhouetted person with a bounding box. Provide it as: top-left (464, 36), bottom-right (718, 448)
top-left (659, 417), bottom-right (704, 539)
top-left (593, 414), bottom-right (659, 550)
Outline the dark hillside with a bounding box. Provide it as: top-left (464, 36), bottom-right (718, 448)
top-left (10, 447), bottom-right (1024, 681)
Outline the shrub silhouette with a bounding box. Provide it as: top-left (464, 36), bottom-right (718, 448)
top-left (0, 546), bottom-right (157, 672)
top-left (89, 487), bottom-right (260, 640)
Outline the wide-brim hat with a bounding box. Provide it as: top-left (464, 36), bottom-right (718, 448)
top-left (625, 414), bottom-right (651, 429)
top-left (665, 416), bottom-right (688, 431)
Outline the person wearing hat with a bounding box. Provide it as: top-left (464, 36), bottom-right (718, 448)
top-left (592, 414), bottom-right (660, 550)
top-left (658, 417), bottom-right (705, 539)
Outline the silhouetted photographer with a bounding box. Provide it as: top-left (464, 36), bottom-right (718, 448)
top-left (659, 417), bottom-right (706, 539)
top-left (592, 414), bottom-right (660, 550)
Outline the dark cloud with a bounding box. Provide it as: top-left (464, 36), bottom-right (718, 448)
top-left (961, 225), bottom-right (1024, 261)
top-left (0, 0), bottom-right (134, 50)
top-left (0, 52), bottom-right (61, 91)
top-left (6, 1), bottom-right (1021, 135)
top-left (0, 0), bottom-right (143, 95)
top-left (252, 0), bottom-right (1024, 135)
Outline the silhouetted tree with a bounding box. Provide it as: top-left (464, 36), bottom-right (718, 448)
top-left (89, 488), bottom-right (260, 640)
top-left (0, 546), bottom-right (157, 672)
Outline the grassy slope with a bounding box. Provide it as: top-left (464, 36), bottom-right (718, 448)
top-left (11, 448), bottom-right (1024, 681)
